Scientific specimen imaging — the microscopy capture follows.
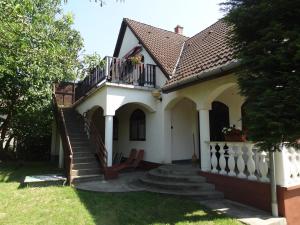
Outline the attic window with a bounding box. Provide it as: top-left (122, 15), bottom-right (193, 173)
top-left (165, 36), bottom-right (170, 39)
top-left (148, 31), bottom-right (151, 34)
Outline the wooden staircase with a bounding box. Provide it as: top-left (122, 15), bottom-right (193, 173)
top-left (52, 94), bottom-right (106, 184)
top-left (63, 108), bottom-right (103, 184)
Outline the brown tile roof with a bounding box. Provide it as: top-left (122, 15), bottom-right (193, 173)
top-left (114, 18), bottom-right (188, 77)
top-left (164, 20), bottom-right (237, 89)
top-left (113, 18), bottom-right (237, 91)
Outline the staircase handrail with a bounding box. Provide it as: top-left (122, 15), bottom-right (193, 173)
top-left (52, 93), bottom-right (73, 184)
top-left (83, 113), bottom-right (108, 169)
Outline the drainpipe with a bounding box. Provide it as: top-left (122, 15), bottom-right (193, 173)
top-left (270, 151), bottom-right (279, 217)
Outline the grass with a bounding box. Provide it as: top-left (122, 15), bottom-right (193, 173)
top-left (0, 162), bottom-right (241, 225)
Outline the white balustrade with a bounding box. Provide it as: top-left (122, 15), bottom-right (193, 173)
top-left (211, 146), bottom-right (218, 173)
top-left (227, 144), bottom-right (236, 176)
top-left (258, 151), bottom-right (269, 182)
top-left (246, 144), bottom-right (257, 180)
top-left (208, 141), bottom-right (270, 182)
top-left (219, 148), bottom-right (227, 175)
top-left (208, 142), bottom-right (300, 187)
top-left (275, 145), bottom-right (300, 187)
top-left (236, 145), bottom-right (246, 178)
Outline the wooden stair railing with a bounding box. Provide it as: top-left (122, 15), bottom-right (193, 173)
top-left (83, 113), bottom-right (108, 170)
top-left (52, 93), bottom-right (73, 184)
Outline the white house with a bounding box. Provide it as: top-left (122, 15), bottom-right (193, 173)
top-left (51, 18), bottom-right (300, 225)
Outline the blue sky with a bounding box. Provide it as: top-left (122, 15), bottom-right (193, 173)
top-left (62, 0), bottom-right (224, 57)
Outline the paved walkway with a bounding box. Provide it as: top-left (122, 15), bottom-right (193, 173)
top-left (75, 170), bottom-right (286, 225)
top-left (76, 171), bottom-right (146, 192)
top-left (196, 199), bottom-right (286, 225)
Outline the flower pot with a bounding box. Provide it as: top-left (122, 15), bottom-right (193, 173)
top-left (224, 134), bottom-right (247, 142)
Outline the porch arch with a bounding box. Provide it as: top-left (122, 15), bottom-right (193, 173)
top-left (202, 82), bottom-right (237, 109)
top-left (164, 95), bottom-right (198, 111)
top-left (163, 96), bottom-right (199, 163)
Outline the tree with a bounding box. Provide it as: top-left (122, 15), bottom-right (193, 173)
top-left (0, 0), bottom-right (83, 154)
top-left (78, 52), bottom-right (105, 79)
top-left (223, 0), bottom-right (300, 151)
top-left (223, 0), bottom-right (300, 216)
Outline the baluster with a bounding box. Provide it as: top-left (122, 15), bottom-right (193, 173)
top-left (289, 148), bottom-right (298, 183)
top-left (259, 151), bottom-right (269, 182)
top-left (236, 144), bottom-right (246, 178)
top-left (211, 143), bottom-right (218, 173)
top-left (246, 144), bottom-right (257, 180)
top-left (227, 143), bottom-right (236, 176)
top-left (296, 150), bottom-right (300, 181)
top-left (219, 143), bottom-right (227, 175)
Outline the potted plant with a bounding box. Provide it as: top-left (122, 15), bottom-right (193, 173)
top-left (128, 55), bottom-right (142, 65)
top-left (222, 125), bottom-right (247, 142)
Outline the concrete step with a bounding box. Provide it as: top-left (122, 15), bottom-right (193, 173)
top-left (69, 136), bottom-right (89, 141)
top-left (72, 147), bottom-right (93, 152)
top-left (72, 162), bottom-right (100, 170)
top-left (73, 156), bottom-right (97, 163)
top-left (148, 169), bottom-right (206, 183)
top-left (72, 174), bottom-right (103, 185)
top-left (71, 168), bottom-right (102, 176)
top-left (70, 141), bottom-right (91, 146)
top-left (131, 180), bottom-right (223, 200)
top-left (68, 131), bottom-right (87, 136)
top-left (157, 165), bottom-right (201, 176)
top-left (140, 176), bottom-right (215, 191)
top-left (71, 142), bottom-right (92, 148)
top-left (73, 152), bottom-right (95, 158)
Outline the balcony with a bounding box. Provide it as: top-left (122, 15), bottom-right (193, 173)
top-left (75, 56), bottom-right (157, 101)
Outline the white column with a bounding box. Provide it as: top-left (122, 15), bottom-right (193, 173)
top-left (199, 109), bottom-right (211, 171)
top-left (105, 115), bottom-right (113, 167)
top-left (163, 109), bottom-right (172, 163)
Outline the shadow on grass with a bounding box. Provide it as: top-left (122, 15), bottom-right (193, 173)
top-left (0, 161), bottom-right (63, 183)
top-left (75, 189), bottom-right (237, 225)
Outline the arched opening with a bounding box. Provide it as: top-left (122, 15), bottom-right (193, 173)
top-left (169, 97), bottom-right (199, 163)
top-left (113, 102), bottom-right (151, 162)
top-left (209, 101), bottom-right (230, 141)
top-left (130, 109), bottom-right (146, 141)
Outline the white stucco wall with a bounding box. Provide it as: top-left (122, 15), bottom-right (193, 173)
top-left (171, 98), bottom-right (199, 161)
top-left (113, 102), bottom-right (165, 163)
top-left (117, 27), bottom-right (167, 88)
top-left (72, 72), bottom-right (245, 165)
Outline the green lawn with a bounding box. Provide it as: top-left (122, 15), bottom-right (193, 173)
top-left (0, 162), bottom-right (241, 225)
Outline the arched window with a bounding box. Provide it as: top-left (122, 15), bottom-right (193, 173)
top-left (130, 109), bottom-right (146, 141)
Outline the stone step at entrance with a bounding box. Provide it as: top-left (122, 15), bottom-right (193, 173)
top-left (130, 164), bottom-right (224, 200)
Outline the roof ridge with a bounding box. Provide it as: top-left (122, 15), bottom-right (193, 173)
top-left (124, 18), bottom-right (189, 39)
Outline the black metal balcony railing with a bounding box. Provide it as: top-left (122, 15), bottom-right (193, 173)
top-left (75, 56), bottom-right (156, 101)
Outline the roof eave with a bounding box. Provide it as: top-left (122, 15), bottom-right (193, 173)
top-left (162, 60), bottom-right (240, 93)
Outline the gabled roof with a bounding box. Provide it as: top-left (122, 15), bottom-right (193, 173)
top-left (163, 20), bottom-right (237, 91)
top-left (113, 18), bottom-right (238, 92)
top-left (113, 18), bottom-right (188, 77)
